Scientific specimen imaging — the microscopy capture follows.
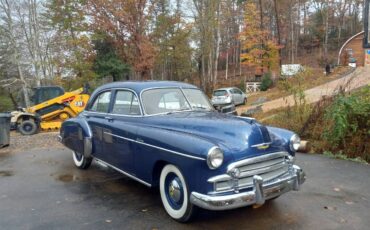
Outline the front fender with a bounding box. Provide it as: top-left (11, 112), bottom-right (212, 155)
top-left (135, 125), bottom-right (234, 193)
top-left (267, 126), bottom-right (296, 155)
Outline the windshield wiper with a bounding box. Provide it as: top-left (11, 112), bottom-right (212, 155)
top-left (192, 106), bottom-right (209, 110)
top-left (165, 108), bottom-right (190, 115)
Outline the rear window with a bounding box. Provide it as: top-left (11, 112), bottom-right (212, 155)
top-left (213, 90), bottom-right (227, 96)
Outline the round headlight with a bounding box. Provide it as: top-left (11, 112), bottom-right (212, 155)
top-left (207, 147), bottom-right (224, 169)
top-left (290, 134), bottom-right (301, 152)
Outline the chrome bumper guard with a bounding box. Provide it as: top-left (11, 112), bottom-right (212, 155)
top-left (190, 165), bottom-right (305, 211)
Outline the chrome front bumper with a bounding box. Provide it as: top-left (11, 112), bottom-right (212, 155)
top-left (190, 165), bottom-right (305, 211)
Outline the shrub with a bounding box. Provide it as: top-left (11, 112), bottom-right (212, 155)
top-left (260, 72), bottom-right (273, 91)
top-left (322, 86), bottom-right (370, 160)
top-left (0, 95), bottom-right (13, 112)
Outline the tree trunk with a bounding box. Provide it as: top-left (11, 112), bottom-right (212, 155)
top-left (17, 63), bottom-right (30, 107)
top-left (273, 0), bottom-right (282, 66)
top-left (324, 3), bottom-right (329, 60)
top-left (213, 1), bottom-right (221, 89)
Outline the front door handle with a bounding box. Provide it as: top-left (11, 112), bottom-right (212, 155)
top-left (104, 116), bottom-right (113, 122)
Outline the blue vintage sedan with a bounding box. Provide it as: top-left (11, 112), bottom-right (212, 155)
top-left (59, 81), bottom-right (305, 222)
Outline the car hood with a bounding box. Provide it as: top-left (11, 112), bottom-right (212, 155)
top-left (141, 111), bottom-right (285, 160)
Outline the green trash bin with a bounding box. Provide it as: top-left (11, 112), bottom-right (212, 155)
top-left (0, 113), bottom-right (11, 148)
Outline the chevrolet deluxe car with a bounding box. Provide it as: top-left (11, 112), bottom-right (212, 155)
top-left (59, 81), bottom-right (306, 222)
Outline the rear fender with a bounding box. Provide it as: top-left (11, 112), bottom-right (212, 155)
top-left (60, 118), bottom-right (92, 158)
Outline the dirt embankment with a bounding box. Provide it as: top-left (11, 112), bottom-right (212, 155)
top-left (0, 131), bottom-right (64, 154)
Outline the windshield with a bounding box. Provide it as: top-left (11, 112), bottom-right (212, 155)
top-left (182, 88), bottom-right (213, 111)
top-left (141, 88), bottom-right (213, 115)
top-left (213, 90), bottom-right (227, 97)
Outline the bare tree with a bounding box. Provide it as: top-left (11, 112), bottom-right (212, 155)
top-left (0, 0), bottom-right (30, 107)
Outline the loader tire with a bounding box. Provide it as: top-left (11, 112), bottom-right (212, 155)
top-left (19, 120), bottom-right (38, 135)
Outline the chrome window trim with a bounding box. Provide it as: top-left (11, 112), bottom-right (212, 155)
top-left (111, 88), bottom-right (144, 116)
top-left (94, 158), bottom-right (151, 187)
top-left (87, 89), bottom-right (112, 113)
top-left (86, 87), bottom-right (144, 117)
top-left (104, 132), bottom-right (206, 161)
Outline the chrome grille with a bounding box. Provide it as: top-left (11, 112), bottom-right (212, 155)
top-left (211, 152), bottom-right (291, 193)
top-left (235, 153), bottom-right (289, 188)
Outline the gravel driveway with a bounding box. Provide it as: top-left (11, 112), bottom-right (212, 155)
top-left (0, 133), bottom-right (369, 229)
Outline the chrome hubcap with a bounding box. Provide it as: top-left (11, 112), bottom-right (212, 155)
top-left (168, 179), bottom-right (181, 202)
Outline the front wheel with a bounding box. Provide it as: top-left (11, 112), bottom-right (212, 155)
top-left (18, 120), bottom-right (38, 135)
top-left (160, 164), bottom-right (196, 222)
top-left (72, 151), bottom-right (92, 169)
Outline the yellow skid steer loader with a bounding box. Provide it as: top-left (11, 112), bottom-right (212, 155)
top-left (11, 86), bottom-right (90, 135)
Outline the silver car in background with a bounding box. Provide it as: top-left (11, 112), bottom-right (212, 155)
top-left (211, 87), bottom-right (247, 106)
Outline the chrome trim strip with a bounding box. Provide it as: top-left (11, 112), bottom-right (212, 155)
top-left (94, 158), bottom-right (152, 187)
top-left (81, 118), bottom-right (92, 137)
top-left (251, 142), bottom-right (272, 148)
top-left (104, 132), bottom-right (206, 161)
top-left (86, 110), bottom-right (143, 118)
top-left (207, 174), bottom-right (232, 183)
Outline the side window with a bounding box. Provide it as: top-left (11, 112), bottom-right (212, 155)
top-left (90, 91), bottom-right (111, 113)
top-left (112, 90), bottom-right (141, 115)
top-left (235, 89), bottom-right (243, 95)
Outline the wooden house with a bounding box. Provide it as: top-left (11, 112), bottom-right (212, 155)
top-left (338, 0), bottom-right (370, 67)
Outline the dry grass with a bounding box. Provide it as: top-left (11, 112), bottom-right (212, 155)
top-left (245, 66), bottom-right (354, 106)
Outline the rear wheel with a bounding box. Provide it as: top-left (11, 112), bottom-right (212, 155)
top-left (18, 120), bottom-right (38, 135)
top-left (72, 151), bottom-right (92, 169)
top-left (160, 164), bottom-right (196, 222)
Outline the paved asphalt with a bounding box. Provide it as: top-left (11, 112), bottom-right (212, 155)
top-left (0, 146), bottom-right (369, 230)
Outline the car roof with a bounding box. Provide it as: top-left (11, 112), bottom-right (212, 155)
top-left (93, 81), bottom-right (198, 95)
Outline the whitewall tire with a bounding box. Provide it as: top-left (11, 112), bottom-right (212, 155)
top-left (159, 164), bottom-right (195, 222)
top-left (72, 151), bottom-right (92, 169)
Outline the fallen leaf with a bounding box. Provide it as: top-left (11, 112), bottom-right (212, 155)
top-left (142, 209), bottom-right (148, 212)
top-left (345, 201), bottom-right (353, 205)
top-left (333, 187), bottom-right (341, 192)
top-left (324, 206), bottom-right (337, 211)
top-left (105, 219), bottom-right (112, 223)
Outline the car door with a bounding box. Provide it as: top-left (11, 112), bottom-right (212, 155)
top-left (234, 88), bottom-right (244, 104)
top-left (102, 89), bottom-right (141, 173)
top-left (84, 90), bottom-right (112, 163)
top-left (230, 89), bottom-right (239, 104)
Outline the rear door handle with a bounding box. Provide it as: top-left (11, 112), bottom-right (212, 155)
top-left (104, 116), bottom-right (113, 122)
